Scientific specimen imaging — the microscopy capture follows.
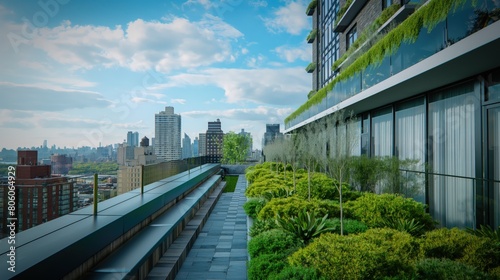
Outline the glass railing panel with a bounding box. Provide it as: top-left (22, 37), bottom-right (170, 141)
top-left (447, 1), bottom-right (477, 45)
top-left (362, 55), bottom-right (391, 91)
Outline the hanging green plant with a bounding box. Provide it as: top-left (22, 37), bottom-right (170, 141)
top-left (305, 62), bottom-right (317, 73)
top-left (334, 0), bottom-right (354, 27)
top-left (306, 28), bottom-right (318, 43)
top-left (306, 0), bottom-right (318, 16)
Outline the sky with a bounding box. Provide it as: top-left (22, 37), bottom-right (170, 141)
top-left (0, 0), bottom-right (311, 150)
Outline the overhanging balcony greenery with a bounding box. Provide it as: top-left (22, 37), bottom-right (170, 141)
top-left (308, 90), bottom-right (317, 99)
top-left (332, 4), bottom-right (401, 71)
top-left (285, 0), bottom-right (497, 128)
top-left (307, 28), bottom-right (318, 43)
top-left (306, 0), bottom-right (317, 16)
top-left (305, 62), bottom-right (317, 73)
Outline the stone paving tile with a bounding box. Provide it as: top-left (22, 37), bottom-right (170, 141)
top-left (175, 175), bottom-right (248, 280)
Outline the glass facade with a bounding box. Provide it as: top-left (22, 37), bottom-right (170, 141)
top-left (321, 0), bottom-right (340, 86)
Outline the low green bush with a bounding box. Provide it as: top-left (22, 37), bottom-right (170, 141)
top-left (421, 228), bottom-right (500, 272)
top-left (258, 196), bottom-right (340, 221)
top-left (249, 218), bottom-right (277, 237)
top-left (289, 228), bottom-right (419, 279)
top-left (243, 198), bottom-right (266, 219)
top-left (414, 258), bottom-right (495, 280)
top-left (325, 218), bottom-right (368, 235)
top-left (248, 253), bottom-right (288, 280)
top-left (248, 229), bottom-right (301, 258)
top-left (346, 193), bottom-right (435, 231)
top-left (271, 265), bottom-right (325, 280)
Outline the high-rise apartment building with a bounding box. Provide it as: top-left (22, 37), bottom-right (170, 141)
top-left (127, 131), bottom-right (139, 147)
top-left (198, 133), bottom-right (207, 156)
top-left (206, 119), bottom-right (224, 163)
top-left (285, 0), bottom-right (500, 229)
top-left (262, 124), bottom-right (283, 147)
top-left (182, 133), bottom-right (192, 159)
top-left (193, 137), bottom-right (199, 157)
top-left (239, 129), bottom-right (253, 157)
top-left (155, 106), bottom-right (181, 161)
top-left (0, 150), bottom-right (77, 237)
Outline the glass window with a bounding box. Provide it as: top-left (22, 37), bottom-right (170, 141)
top-left (428, 81), bottom-right (478, 228)
top-left (487, 106), bottom-right (500, 228)
top-left (395, 97), bottom-right (426, 202)
top-left (346, 25), bottom-right (357, 50)
top-left (371, 107), bottom-right (393, 157)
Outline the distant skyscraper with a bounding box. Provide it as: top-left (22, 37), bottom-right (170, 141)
top-left (182, 133), bottom-right (192, 159)
top-left (43, 140), bottom-right (47, 149)
top-left (206, 119), bottom-right (224, 163)
top-left (263, 124), bottom-right (283, 147)
top-left (199, 133), bottom-right (206, 156)
top-left (239, 129), bottom-right (253, 157)
top-left (155, 106), bottom-right (181, 161)
top-left (193, 137), bottom-right (199, 157)
top-left (127, 131), bottom-right (139, 147)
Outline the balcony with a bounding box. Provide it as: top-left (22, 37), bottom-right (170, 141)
top-left (285, 1), bottom-right (500, 131)
top-left (334, 0), bottom-right (368, 32)
top-left (307, 28), bottom-right (318, 43)
top-left (305, 62), bottom-right (317, 73)
top-left (306, 0), bottom-right (317, 16)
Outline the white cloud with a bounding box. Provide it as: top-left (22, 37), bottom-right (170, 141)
top-left (246, 54), bottom-right (265, 68)
top-left (0, 82), bottom-right (111, 111)
top-left (19, 15), bottom-right (243, 73)
top-left (249, 1), bottom-right (268, 8)
top-left (262, 0), bottom-right (309, 35)
top-left (183, 106), bottom-right (292, 121)
top-left (171, 98), bottom-right (187, 104)
top-left (275, 44), bottom-right (310, 62)
top-left (152, 67), bottom-right (310, 106)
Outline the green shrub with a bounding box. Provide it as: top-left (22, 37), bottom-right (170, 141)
top-left (271, 265), bottom-right (325, 280)
top-left (245, 177), bottom-right (288, 198)
top-left (421, 228), bottom-right (500, 272)
top-left (325, 218), bottom-right (368, 235)
top-left (248, 253), bottom-right (288, 280)
top-left (243, 198), bottom-right (267, 219)
top-left (249, 219), bottom-right (277, 237)
top-left (276, 211), bottom-right (334, 243)
top-left (381, 217), bottom-right (426, 236)
top-left (248, 229), bottom-right (301, 258)
top-left (466, 225), bottom-right (500, 242)
top-left (258, 196), bottom-right (340, 221)
top-left (414, 258), bottom-right (495, 280)
top-left (346, 193), bottom-right (435, 231)
top-left (289, 228), bottom-right (419, 279)
top-left (295, 172), bottom-right (339, 200)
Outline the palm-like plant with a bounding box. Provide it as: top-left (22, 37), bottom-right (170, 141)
top-left (380, 217), bottom-right (425, 236)
top-left (466, 225), bottom-right (500, 242)
top-left (275, 211), bottom-right (334, 243)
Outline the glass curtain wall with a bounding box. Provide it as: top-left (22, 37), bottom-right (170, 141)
top-left (428, 81), bottom-right (478, 228)
top-left (395, 97), bottom-right (426, 202)
top-left (371, 107), bottom-right (393, 157)
top-left (488, 107), bottom-right (500, 228)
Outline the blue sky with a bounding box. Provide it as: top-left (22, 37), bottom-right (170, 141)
top-left (0, 0), bottom-right (311, 150)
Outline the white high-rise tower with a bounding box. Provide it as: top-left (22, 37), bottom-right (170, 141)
top-left (155, 106), bottom-right (181, 161)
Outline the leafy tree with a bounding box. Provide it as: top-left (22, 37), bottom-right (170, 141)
top-left (221, 131), bottom-right (251, 164)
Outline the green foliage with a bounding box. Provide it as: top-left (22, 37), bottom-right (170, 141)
top-left (0, 164), bottom-right (15, 176)
top-left (325, 218), bottom-right (368, 235)
top-left (305, 0), bottom-right (317, 15)
top-left (68, 162), bottom-right (119, 175)
top-left (349, 155), bottom-right (383, 192)
top-left (346, 192), bottom-right (435, 231)
top-left (466, 224), bottom-right (500, 242)
top-left (421, 228), bottom-right (500, 271)
top-left (221, 131), bottom-right (251, 164)
top-left (381, 217), bottom-right (426, 236)
top-left (413, 258), bottom-right (495, 280)
top-left (248, 229), bottom-right (301, 258)
top-left (271, 265), bottom-right (325, 280)
top-left (306, 28), bottom-right (317, 42)
top-left (249, 219), bottom-right (278, 237)
top-left (305, 62), bottom-right (316, 73)
top-left (261, 187), bottom-right (295, 201)
top-left (276, 211), bottom-right (334, 243)
top-left (223, 175), bottom-right (238, 192)
top-left (334, 0), bottom-right (354, 26)
top-left (243, 197), bottom-right (267, 219)
top-left (248, 253), bottom-right (288, 280)
top-left (289, 228), bottom-right (419, 279)
top-left (295, 172), bottom-right (340, 200)
top-left (258, 196), bottom-right (340, 221)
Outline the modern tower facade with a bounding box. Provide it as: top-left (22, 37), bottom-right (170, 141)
top-left (262, 124), bottom-right (283, 147)
top-left (182, 133), bottom-right (192, 159)
top-left (155, 106), bottom-right (181, 161)
top-left (286, 0), bottom-right (500, 229)
top-left (127, 131), bottom-right (139, 147)
top-left (206, 119), bottom-right (224, 163)
top-left (193, 137), bottom-right (199, 157)
top-left (198, 133), bottom-right (207, 157)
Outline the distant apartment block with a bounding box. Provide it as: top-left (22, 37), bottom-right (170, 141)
top-left (50, 154), bottom-right (73, 175)
top-left (155, 106), bottom-right (181, 161)
top-left (127, 131), bottom-right (139, 147)
top-left (182, 133), bottom-right (192, 159)
top-left (262, 124), bottom-right (283, 147)
top-left (206, 119), bottom-right (224, 163)
top-left (198, 133), bottom-right (207, 156)
top-left (0, 150), bottom-right (77, 237)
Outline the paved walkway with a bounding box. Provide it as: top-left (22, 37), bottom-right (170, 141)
top-left (175, 175), bottom-right (248, 280)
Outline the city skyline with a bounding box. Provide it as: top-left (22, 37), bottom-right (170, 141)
top-left (0, 0), bottom-right (311, 150)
